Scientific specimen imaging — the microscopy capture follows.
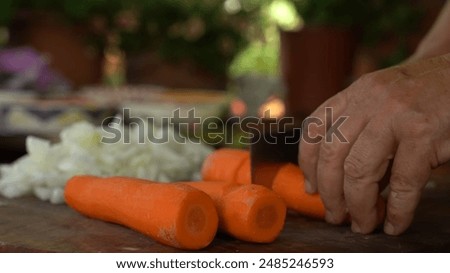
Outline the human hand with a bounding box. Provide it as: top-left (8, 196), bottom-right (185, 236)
top-left (299, 53), bottom-right (450, 235)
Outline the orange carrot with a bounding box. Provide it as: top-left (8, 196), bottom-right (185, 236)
top-left (274, 165), bottom-right (386, 223)
top-left (183, 181), bottom-right (286, 243)
top-left (201, 148), bottom-right (249, 183)
top-left (271, 163), bottom-right (325, 218)
top-left (182, 180), bottom-right (233, 204)
top-left (249, 162), bottom-right (386, 224)
top-left (64, 176), bottom-right (218, 250)
top-left (201, 149), bottom-right (325, 218)
top-left (235, 156), bottom-right (252, 185)
top-left (220, 183), bottom-right (286, 242)
top-left (202, 149), bottom-right (387, 224)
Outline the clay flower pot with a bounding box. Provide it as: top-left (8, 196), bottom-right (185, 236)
top-left (280, 27), bottom-right (357, 118)
top-left (9, 12), bottom-right (102, 89)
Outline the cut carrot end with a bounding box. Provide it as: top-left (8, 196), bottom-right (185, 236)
top-left (65, 176), bottom-right (218, 250)
top-left (175, 190), bottom-right (219, 250)
top-left (220, 184), bottom-right (286, 243)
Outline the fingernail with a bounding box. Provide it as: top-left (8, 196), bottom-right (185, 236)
top-left (351, 221), bottom-right (362, 233)
top-left (384, 221), bottom-right (395, 235)
top-left (304, 179), bottom-right (314, 193)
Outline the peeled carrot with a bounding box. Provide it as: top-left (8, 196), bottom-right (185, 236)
top-left (201, 148), bottom-right (249, 183)
top-left (202, 149), bottom-right (387, 224)
top-left (219, 184), bottom-right (286, 242)
top-left (64, 176), bottom-right (219, 250)
top-left (271, 163), bottom-right (325, 218)
top-left (201, 149), bottom-right (325, 218)
top-left (274, 165), bottom-right (387, 223)
top-left (183, 181), bottom-right (286, 243)
top-left (235, 156), bottom-right (252, 185)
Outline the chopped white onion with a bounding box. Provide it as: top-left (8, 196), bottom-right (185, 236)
top-left (0, 120), bottom-right (213, 204)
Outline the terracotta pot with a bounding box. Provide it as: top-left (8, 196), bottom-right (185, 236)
top-left (9, 12), bottom-right (102, 89)
top-left (280, 27), bottom-right (357, 118)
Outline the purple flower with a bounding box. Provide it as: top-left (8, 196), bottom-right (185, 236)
top-left (0, 47), bottom-right (70, 91)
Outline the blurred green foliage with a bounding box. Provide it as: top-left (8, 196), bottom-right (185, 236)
top-left (0, 0), bottom-right (14, 26)
top-left (292, 0), bottom-right (368, 28)
top-left (229, 40), bottom-right (279, 77)
top-left (0, 0), bottom-right (424, 78)
top-left (1, 0), bottom-right (262, 76)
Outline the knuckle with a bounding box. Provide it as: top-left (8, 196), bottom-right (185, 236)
top-left (408, 121), bottom-right (431, 139)
top-left (389, 176), bottom-right (423, 213)
top-left (407, 117), bottom-right (436, 139)
top-left (305, 122), bottom-right (322, 137)
top-left (396, 114), bottom-right (437, 139)
top-left (389, 173), bottom-right (414, 195)
top-left (385, 96), bottom-right (410, 113)
top-left (343, 154), bottom-right (370, 180)
top-left (320, 142), bottom-right (340, 161)
top-left (389, 171), bottom-right (425, 196)
top-left (302, 122), bottom-right (324, 145)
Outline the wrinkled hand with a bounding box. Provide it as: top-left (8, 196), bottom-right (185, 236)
top-left (299, 53), bottom-right (450, 235)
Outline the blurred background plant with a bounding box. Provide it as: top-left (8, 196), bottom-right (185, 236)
top-left (290, 0), bottom-right (421, 69)
top-left (0, 0), bottom-right (262, 77)
top-left (0, 0), bottom-right (425, 81)
top-left (231, 0), bottom-right (422, 79)
top-left (0, 0), bottom-right (443, 154)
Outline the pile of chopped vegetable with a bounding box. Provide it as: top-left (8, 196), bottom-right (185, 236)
top-left (0, 120), bottom-right (213, 204)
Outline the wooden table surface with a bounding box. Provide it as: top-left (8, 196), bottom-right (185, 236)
top-left (1, 166), bottom-right (449, 253)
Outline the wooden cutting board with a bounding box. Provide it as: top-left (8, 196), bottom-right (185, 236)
top-left (1, 167), bottom-right (449, 253)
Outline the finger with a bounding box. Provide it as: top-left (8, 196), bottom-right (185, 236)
top-left (316, 112), bottom-right (368, 224)
top-left (435, 135), bottom-right (450, 164)
top-left (343, 119), bottom-right (395, 234)
top-left (379, 160), bottom-right (393, 193)
top-left (384, 141), bottom-right (432, 235)
top-left (299, 93), bottom-right (347, 193)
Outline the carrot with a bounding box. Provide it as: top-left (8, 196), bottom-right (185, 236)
top-left (235, 156), bottom-right (252, 185)
top-left (201, 148), bottom-right (249, 183)
top-left (271, 163), bottom-right (325, 218)
top-left (64, 175), bottom-right (218, 250)
top-left (201, 149), bottom-right (325, 218)
top-left (182, 180), bottom-right (233, 204)
top-left (202, 149), bottom-right (387, 224)
top-left (219, 183), bottom-right (286, 242)
top-left (183, 181), bottom-right (286, 243)
top-left (256, 163), bottom-right (386, 225)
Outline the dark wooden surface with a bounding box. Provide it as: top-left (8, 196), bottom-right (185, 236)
top-left (1, 166), bottom-right (449, 253)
